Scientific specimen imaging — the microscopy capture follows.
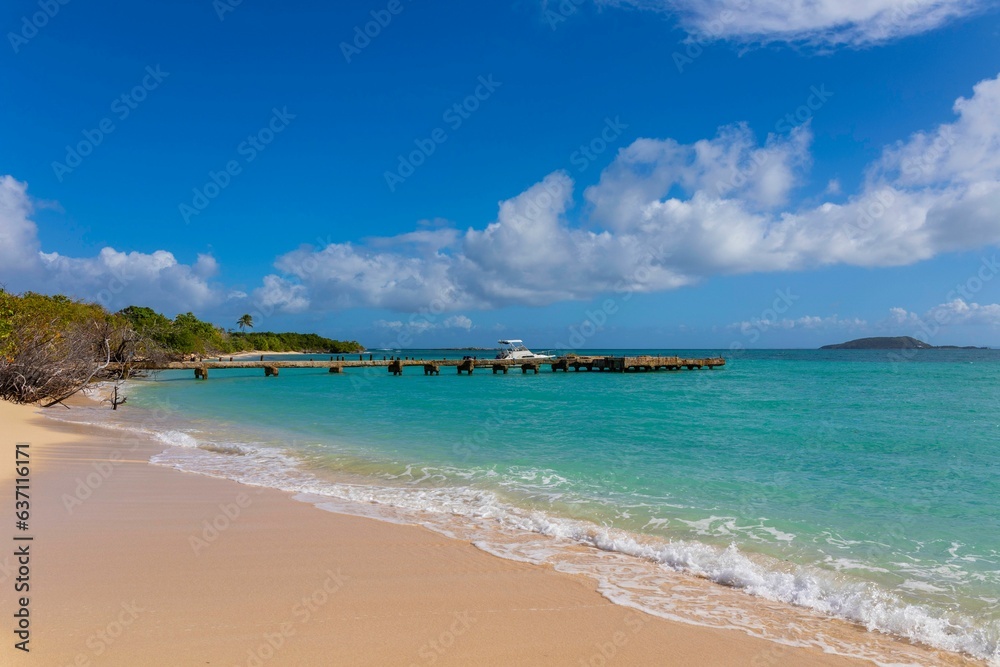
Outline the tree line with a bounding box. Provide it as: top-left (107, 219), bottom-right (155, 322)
top-left (0, 290), bottom-right (362, 404)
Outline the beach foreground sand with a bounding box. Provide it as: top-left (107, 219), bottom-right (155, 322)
top-left (0, 401), bottom-right (975, 666)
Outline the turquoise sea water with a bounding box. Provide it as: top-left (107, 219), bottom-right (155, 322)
top-left (56, 349), bottom-right (1000, 664)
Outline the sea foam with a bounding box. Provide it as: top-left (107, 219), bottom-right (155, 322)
top-left (144, 434), bottom-right (998, 666)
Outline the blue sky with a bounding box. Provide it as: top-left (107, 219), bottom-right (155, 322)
top-left (2, 0), bottom-right (1000, 349)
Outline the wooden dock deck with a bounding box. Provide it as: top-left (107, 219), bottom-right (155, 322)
top-left (129, 355), bottom-right (725, 379)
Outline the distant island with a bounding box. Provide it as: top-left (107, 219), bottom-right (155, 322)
top-left (820, 336), bottom-right (988, 350)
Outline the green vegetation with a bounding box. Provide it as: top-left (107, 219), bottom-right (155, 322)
top-left (115, 306), bottom-right (362, 355)
top-left (0, 289), bottom-right (363, 403)
top-left (1, 290), bottom-right (127, 403)
top-left (820, 336), bottom-right (987, 350)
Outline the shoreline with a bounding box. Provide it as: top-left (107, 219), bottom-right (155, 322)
top-left (0, 400), bottom-right (980, 666)
top-left (217, 350), bottom-right (311, 359)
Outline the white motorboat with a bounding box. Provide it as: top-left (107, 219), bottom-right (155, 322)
top-left (496, 339), bottom-right (553, 360)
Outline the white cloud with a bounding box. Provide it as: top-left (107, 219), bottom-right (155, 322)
top-left (8, 73), bottom-right (1000, 325)
top-left (373, 314), bottom-right (474, 334)
top-left (888, 299), bottom-right (1000, 328)
top-left (730, 314), bottom-right (867, 332)
top-left (252, 275), bottom-right (309, 314)
top-left (873, 75), bottom-right (1000, 189)
top-left (586, 123), bottom-right (811, 221)
top-left (0, 176), bottom-right (42, 273)
top-left (38, 248), bottom-right (221, 312)
top-left (254, 72), bottom-right (1000, 314)
top-left (443, 315), bottom-right (473, 330)
top-left (887, 306), bottom-right (916, 325)
top-left (273, 241), bottom-right (462, 311)
top-left (586, 71), bottom-right (1000, 273)
top-left (266, 172), bottom-right (692, 313)
top-left (600, 0), bottom-right (990, 47)
top-left (0, 176), bottom-right (223, 314)
top-left (374, 319), bottom-right (434, 334)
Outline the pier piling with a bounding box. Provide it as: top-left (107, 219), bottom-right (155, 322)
top-left (128, 354), bottom-right (724, 381)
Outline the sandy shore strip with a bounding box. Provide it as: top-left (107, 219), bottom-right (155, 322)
top-left (0, 401), bottom-right (979, 666)
top-left (226, 350), bottom-right (369, 359)
top-left (227, 350), bottom-right (311, 359)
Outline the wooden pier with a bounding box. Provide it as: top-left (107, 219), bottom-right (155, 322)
top-left (128, 355), bottom-right (725, 379)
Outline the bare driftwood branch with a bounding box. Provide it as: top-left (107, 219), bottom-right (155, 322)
top-left (0, 319), bottom-right (133, 406)
top-left (39, 334), bottom-right (111, 408)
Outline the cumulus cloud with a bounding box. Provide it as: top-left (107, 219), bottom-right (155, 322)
top-left (251, 275), bottom-right (310, 314)
top-left (599, 0), bottom-right (990, 47)
top-left (586, 123), bottom-right (811, 221)
top-left (266, 172), bottom-right (692, 313)
top-left (0, 176), bottom-right (42, 272)
top-left (731, 314), bottom-right (868, 332)
top-left (873, 76), bottom-right (1000, 190)
top-left (374, 319), bottom-right (435, 335)
top-left (255, 72), bottom-right (1000, 314)
top-left (0, 176), bottom-right (222, 313)
top-left (443, 315), bottom-right (473, 330)
top-left (374, 314), bottom-right (475, 334)
top-left (887, 299), bottom-right (1000, 328)
top-left (585, 74), bottom-right (1000, 273)
top-left (11, 74), bottom-right (999, 323)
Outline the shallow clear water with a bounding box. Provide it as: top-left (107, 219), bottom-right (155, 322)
top-left (57, 349), bottom-right (1000, 664)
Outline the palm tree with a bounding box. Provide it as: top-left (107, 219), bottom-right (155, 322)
top-left (237, 314), bottom-right (254, 333)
